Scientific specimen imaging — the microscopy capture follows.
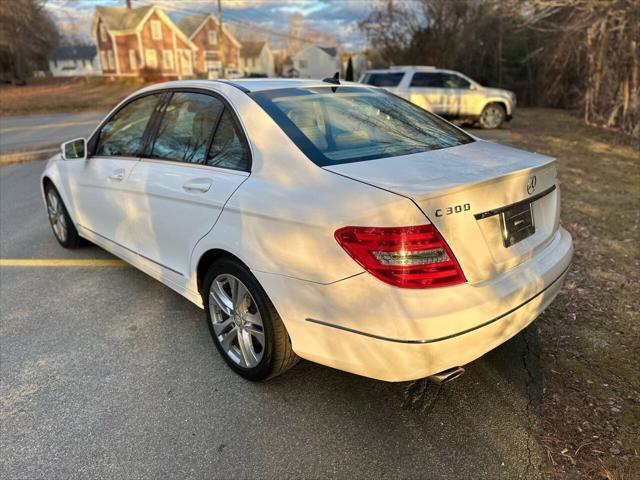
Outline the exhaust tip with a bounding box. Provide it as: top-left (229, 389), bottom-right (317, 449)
top-left (428, 366), bottom-right (465, 385)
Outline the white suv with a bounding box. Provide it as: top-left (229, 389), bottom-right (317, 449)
top-left (360, 66), bottom-right (516, 129)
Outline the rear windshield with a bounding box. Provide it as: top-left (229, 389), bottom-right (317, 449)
top-left (250, 86), bottom-right (473, 166)
top-left (361, 72), bottom-right (404, 87)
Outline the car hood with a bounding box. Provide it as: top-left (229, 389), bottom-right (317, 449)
top-left (479, 86), bottom-right (513, 98)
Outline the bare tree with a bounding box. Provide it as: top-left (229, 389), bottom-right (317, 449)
top-left (360, 0), bottom-right (639, 136)
top-left (526, 0), bottom-right (639, 136)
top-left (0, 0), bottom-right (59, 79)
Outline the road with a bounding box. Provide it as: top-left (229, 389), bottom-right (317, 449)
top-left (0, 136), bottom-right (544, 479)
top-left (0, 111), bottom-right (106, 153)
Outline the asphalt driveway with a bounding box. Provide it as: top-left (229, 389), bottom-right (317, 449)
top-left (0, 157), bottom-right (545, 479)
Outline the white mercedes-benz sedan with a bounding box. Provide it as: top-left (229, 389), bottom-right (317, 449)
top-left (41, 79), bottom-right (573, 382)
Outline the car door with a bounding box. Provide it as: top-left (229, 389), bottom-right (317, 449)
top-left (59, 92), bottom-right (164, 250)
top-left (407, 72), bottom-right (444, 113)
top-left (439, 73), bottom-right (476, 116)
top-left (127, 90), bottom-right (250, 278)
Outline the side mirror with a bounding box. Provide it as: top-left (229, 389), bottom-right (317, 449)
top-left (61, 138), bottom-right (87, 160)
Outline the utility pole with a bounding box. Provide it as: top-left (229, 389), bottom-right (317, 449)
top-left (217, 0), bottom-right (225, 77)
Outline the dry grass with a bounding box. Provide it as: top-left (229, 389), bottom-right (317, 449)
top-left (493, 109), bottom-right (640, 479)
top-left (0, 77), bottom-right (147, 116)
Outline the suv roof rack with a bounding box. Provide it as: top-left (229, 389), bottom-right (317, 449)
top-left (389, 65), bottom-right (437, 70)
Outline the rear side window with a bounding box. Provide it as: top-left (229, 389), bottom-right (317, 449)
top-left (207, 110), bottom-right (250, 171)
top-left (362, 72), bottom-right (404, 87)
top-left (95, 94), bottom-right (161, 157)
top-left (151, 92), bottom-right (224, 164)
top-left (410, 72), bottom-right (443, 87)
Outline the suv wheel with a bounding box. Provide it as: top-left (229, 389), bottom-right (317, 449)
top-left (203, 258), bottom-right (299, 381)
top-left (479, 103), bottom-right (506, 129)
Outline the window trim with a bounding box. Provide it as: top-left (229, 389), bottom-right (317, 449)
top-left (141, 88), bottom-right (253, 173)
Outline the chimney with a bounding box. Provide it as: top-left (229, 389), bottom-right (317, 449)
top-left (126, 0), bottom-right (131, 8)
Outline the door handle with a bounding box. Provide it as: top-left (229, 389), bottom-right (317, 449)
top-left (108, 169), bottom-right (125, 182)
top-left (182, 178), bottom-right (212, 193)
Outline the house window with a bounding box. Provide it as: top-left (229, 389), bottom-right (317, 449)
top-left (208, 30), bottom-right (217, 45)
top-left (205, 51), bottom-right (220, 72)
top-left (162, 50), bottom-right (174, 70)
top-left (100, 24), bottom-right (108, 43)
top-left (100, 51), bottom-right (108, 71)
top-left (128, 50), bottom-right (137, 70)
top-left (107, 50), bottom-right (116, 71)
top-left (151, 20), bottom-right (162, 40)
top-left (145, 49), bottom-right (157, 69)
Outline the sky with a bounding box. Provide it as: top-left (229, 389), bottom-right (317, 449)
top-left (45, 0), bottom-right (373, 50)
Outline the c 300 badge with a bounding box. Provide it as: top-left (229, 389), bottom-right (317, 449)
top-left (435, 203), bottom-right (471, 217)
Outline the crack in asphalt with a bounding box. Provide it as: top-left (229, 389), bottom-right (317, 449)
top-left (521, 330), bottom-right (537, 479)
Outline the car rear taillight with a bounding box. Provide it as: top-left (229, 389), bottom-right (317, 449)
top-left (334, 224), bottom-right (466, 288)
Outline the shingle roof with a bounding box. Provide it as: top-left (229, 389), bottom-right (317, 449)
top-left (50, 45), bottom-right (97, 61)
top-left (176, 15), bottom-right (208, 38)
top-left (318, 46), bottom-right (338, 57)
top-left (240, 41), bottom-right (265, 58)
top-left (94, 5), bottom-right (152, 32)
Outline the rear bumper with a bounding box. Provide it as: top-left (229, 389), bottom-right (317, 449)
top-left (255, 226), bottom-right (573, 381)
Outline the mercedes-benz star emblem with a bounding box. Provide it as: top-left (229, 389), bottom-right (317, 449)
top-left (526, 175), bottom-right (537, 195)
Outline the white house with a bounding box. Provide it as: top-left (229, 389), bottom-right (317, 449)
top-left (292, 45), bottom-right (340, 79)
top-left (48, 46), bottom-right (100, 77)
top-left (239, 41), bottom-right (275, 77)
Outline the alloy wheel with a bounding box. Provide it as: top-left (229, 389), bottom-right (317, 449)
top-left (209, 273), bottom-right (266, 368)
top-left (46, 190), bottom-right (68, 243)
top-left (481, 105), bottom-right (504, 129)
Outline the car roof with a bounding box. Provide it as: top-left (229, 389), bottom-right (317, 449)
top-left (137, 78), bottom-right (364, 94)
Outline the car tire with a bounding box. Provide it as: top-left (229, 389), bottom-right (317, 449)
top-left (479, 103), bottom-right (506, 129)
top-left (203, 257), bottom-right (299, 381)
top-left (45, 184), bottom-right (82, 249)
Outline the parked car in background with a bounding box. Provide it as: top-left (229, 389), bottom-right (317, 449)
top-left (43, 79), bottom-right (571, 383)
top-left (360, 66), bottom-right (516, 129)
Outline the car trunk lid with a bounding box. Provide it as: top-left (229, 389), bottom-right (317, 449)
top-left (324, 140), bottom-right (560, 283)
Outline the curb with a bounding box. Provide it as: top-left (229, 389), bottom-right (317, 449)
top-left (0, 147), bottom-right (58, 166)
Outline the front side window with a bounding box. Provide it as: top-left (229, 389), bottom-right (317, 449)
top-left (150, 92), bottom-right (224, 164)
top-left (208, 30), bottom-right (217, 45)
top-left (362, 72), bottom-right (404, 87)
top-left (251, 86), bottom-right (473, 166)
top-left (441, 73), bottom-right (471, 89)
top-left (95, 94), bottom-right (161, 157)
